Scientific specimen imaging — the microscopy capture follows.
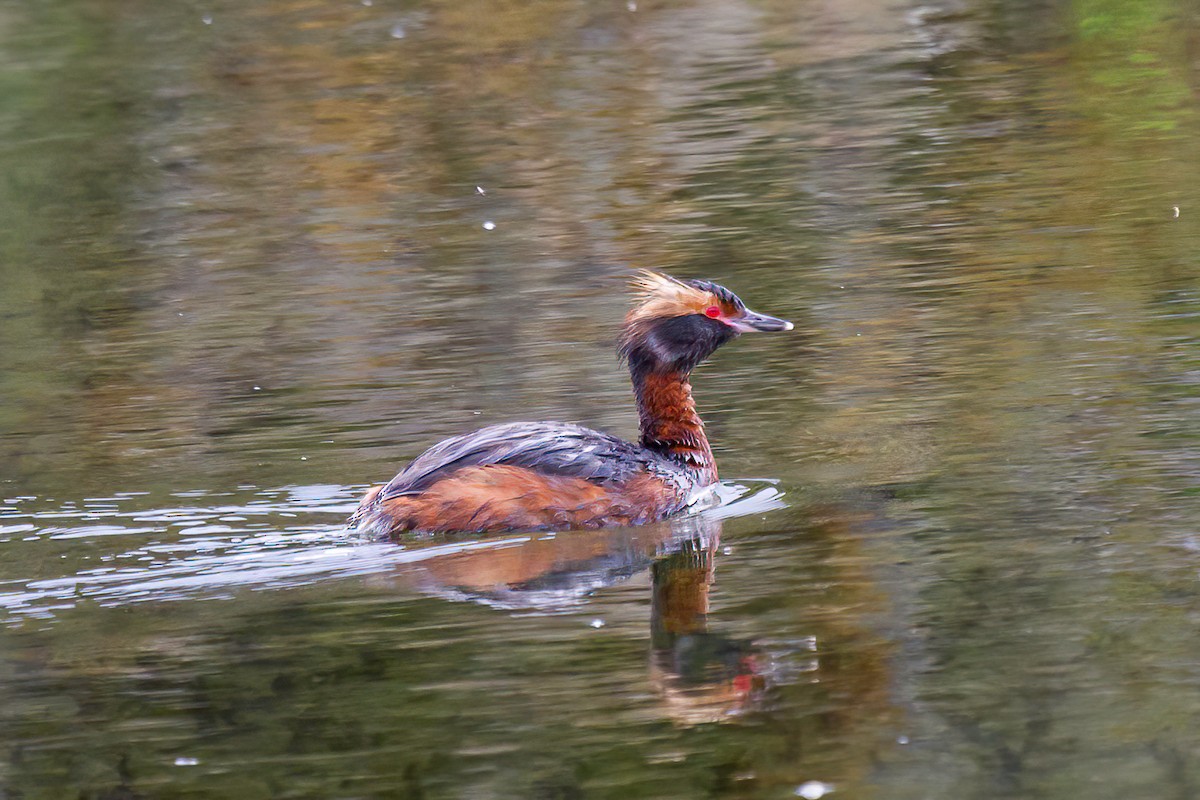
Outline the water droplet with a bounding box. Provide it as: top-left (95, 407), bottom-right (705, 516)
top-left (390, 23), bottom-right (406, 38)
top-left (589, 618), bottom-right (605, 628)
top-left (722, 546), bottom-right (733, 555)
top-left (482, 221), bottom-right (496, 231)
top-left (897, 734), bottom-right (910, 745)
top-left (175, 757), bottom-right (200, 767)
top-left (201, 13), bottom-right (213, 24)
top-left (362, 0), bottom-right (372, 5)
top-left (300, 456), bottom-right (308, 461)
top-left (627, 0), bottom-right (637, 10)
top-left (476, 185), bottom-right (486, 195)
top-left (1174, 206), bottom-right (1180, 218)
top-left (795, 781), bottom-right (833, 799)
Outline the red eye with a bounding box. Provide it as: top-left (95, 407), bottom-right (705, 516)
top-left (704, 306), bottom-right (722, 319)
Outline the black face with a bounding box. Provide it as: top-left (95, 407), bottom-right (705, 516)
top-left (625, 313), bottom-right (738, 376)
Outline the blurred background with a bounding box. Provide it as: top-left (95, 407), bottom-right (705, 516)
top-left (1, 0), bottom-right (1200, 797)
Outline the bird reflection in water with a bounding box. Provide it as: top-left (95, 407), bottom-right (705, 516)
top-left (390, 486), bottom-right (783, 724)
top-left (649, 531), bottom-right (767, 724)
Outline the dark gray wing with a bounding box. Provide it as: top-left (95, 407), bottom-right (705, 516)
top-left (376, 422), bottom-right (656, 502)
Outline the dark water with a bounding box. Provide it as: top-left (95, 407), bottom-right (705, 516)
top-left (2, 0), bottom-right (1200, 796)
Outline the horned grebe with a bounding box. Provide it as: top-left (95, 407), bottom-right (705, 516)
top-left (349, 271), bottom-right (792, 535)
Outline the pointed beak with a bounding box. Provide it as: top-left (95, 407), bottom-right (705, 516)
top-left (727, 308), bottom-right (794, 333)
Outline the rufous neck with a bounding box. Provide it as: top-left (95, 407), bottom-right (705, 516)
top-left (632, 367), bottom-right (716, 480)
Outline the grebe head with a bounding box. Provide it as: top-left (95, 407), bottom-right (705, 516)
top-left (618, 271), bottom-right (793, 374)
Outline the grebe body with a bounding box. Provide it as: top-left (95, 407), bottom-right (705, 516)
top-left (350, 272), bottom-right (791, 535)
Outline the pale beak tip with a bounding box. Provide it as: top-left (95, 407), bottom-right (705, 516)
top-left (782, 320), bottom-right (794, 331)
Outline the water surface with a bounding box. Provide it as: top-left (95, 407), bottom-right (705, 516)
top-left (2, 0), bottom-right (1200, 797)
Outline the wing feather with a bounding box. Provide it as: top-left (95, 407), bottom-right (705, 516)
top-left (376, 422), bottom-right (654, 502)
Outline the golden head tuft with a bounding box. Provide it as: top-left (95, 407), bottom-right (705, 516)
top-left (627, 270), bottom-right (711, 319)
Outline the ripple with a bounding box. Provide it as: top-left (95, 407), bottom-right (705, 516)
top-left (0, 481), bottom-right (784, 623)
